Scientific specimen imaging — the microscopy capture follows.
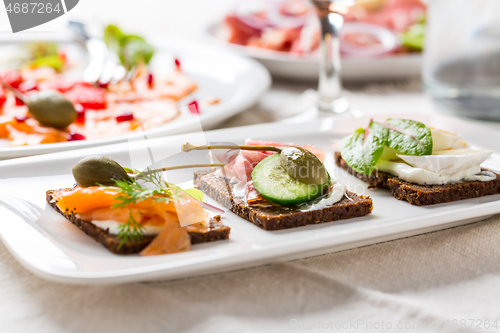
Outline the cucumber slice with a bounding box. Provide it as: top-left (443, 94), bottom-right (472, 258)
top-left (252, 153), bottom-right (331, 206)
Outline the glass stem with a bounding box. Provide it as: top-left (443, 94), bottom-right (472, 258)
top-left (317, 11), bottom-right (348, 113)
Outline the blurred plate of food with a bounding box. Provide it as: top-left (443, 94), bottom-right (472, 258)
top-left (207, 0), bottom-right (425, 81)
top-left (0, 25), bottom-right (271, 159)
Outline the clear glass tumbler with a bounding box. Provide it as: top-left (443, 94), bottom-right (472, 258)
top-left (423, 0), bottom-right (500, 120)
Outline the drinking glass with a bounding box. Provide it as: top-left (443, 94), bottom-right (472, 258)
top-left (423, 0), bottom-right (500, 120)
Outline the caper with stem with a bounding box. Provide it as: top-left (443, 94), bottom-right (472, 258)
top-left (279, 146), bottom-right (327, 185)
top-left (72, 155), bottom-right (226, 187)
top-left (182, 142), bottom-right (328, 185)
top-left (0, 77), bottom-right (76, 128)
top-left (27, 90), bottom-right (77, 128)
top-left (73, 155), bottom-right (132, 187)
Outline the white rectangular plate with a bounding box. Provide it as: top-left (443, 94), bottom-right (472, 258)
top-left (1, 113), bottom-right (500, 285)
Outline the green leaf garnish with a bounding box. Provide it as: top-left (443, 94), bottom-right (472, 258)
top-left (384, 118), bottom-right (433, 156)
top-left (340, 121), bottom-right (389, 175)
top-left (400, 15), bottom-right (425, 51)
top-left (117, 210), bottom-right (145, 249)
top-left (182, 188), bottom-right (204, 201)
top-left (110, 170), bottom-right (182, 210)
top-left (340, 118), bottom-right (433, 175)
top-left (26, 55), bottom-right (64, 72)
top-left (23, 42), bottom-right (65, 72)
top-left (26, 42), bottom-right (58, 59)
top-left (401, 24), bottom-right (425, 51)
top-left (103, 25), bottom-right (155, 71)
top-left (103, 169), bottom-right (183, 248)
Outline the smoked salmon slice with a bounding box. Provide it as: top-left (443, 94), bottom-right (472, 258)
top-left (53, 186), bottom-right (208, 228)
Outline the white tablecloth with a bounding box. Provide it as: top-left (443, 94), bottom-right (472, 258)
top-left (2, 1), bottom-right (500, 332)
top-left (2, 214), bottom-right (500, 332)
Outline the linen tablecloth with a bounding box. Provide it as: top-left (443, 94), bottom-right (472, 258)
top-left (2, 209), bottom-right (499, 332)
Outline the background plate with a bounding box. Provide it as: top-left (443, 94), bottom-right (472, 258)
top-left (207, 22), bottom-right (422, 81)
top-left (0, 36), bottom-right (271, 159)
top-left (0, 113), bottom-right (499, 285)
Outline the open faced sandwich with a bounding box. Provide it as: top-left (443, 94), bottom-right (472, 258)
top-left (183, 140), bottom-right (373, 230)
top-left (46, 156), bottom-right (230, 255)
top-left (335, 118), bottom-right (500, 206)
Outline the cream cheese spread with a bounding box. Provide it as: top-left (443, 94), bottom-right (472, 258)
top-left (300, 180), bottom-right (346, 211)
top-left (91, 220), bottom-right (164, 236)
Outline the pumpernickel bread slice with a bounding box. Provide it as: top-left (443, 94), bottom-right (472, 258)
top-left (334, 152), bottom-right (500, 206)
top-left (193, 172), bottom-right (373, 231)
top-left (334, 151), bottom-right (394, 189)
top-left (46, 188), bottom-right (230, 254)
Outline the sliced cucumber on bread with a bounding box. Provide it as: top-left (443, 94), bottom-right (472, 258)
top-left (252, 153), bottom-right (331, 206)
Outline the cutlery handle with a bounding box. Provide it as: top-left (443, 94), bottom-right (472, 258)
top-left (82, 38), bottom-right (108, 83)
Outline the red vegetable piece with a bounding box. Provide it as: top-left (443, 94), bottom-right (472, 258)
top-left (97, 81), bottom-right (109, 89)
top-left (147, 73), bottom-right (154, 88)
top-left (39, 79), bottom-right (87, 92)
top-left (68, 133), bottom-right (86, 141)
top-left (15, 97), bottom-right (24, 106)
top-left (174, 58), bottom-right (181, 70)
top-left (116, 112), bottom-right (134, 122)
top-left (65, 85), bottom-right (107, 110)
top-left (0, 70), bottom-right (23, 89)
top-left (18, 80), bottom-right (38, 93)
top-left (75, 104), bottom-right (86, 124)
top-left (14, 116), bottom-right (29, 123)
top-left (188, 100), bottom-right (199, 114)
top-left (57, 50), bottom-right (67, 64)
top-left (0, 87), bottom-right (6, 108)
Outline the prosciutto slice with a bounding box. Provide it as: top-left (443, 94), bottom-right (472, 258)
top-left (245, 139), bottom-right (327, 162)
top-left (215, 140), bottom-right (328, 187)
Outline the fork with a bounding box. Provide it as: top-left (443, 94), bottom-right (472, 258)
top-left (68, 21), bottom-right (127, 85)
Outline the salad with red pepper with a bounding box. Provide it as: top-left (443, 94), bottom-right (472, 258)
top-left (0, 25), bottom-right (198, 147)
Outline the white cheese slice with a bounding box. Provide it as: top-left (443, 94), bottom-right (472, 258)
top-left (397, 149), bottom-right (494, 175)
top-left (430, 128), bottom-right (469, 151)
top-left (379, 128), bottom-right (469, 161)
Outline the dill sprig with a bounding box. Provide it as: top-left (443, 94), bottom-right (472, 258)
top-left (117, 210), bottom-right (146, 249)
top-left (104, 168), bottom-right (184, 248)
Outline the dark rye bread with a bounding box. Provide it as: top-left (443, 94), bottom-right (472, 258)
top-left (193, 172), bottom-right (373, 231)
top-left (46, 188), bottom-right (230, 255)
top-left (334, 151), bottom-right (500, 206)
top-left (334, 151), bottom-right (394, 189)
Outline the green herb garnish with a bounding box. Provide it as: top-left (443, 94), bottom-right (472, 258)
top-left (103, 24), bottom-right (154, 71)
top-left (400, 15), bottom-right (425, 52)
top-left (340, 118), bottom-right (433, 175)
top-left (72, 154), bottom-right (221, 249)
top-left (385, 118), bottom-right (433, 156)
top-left (24, 42), bottom-right (65, 72)
top-left (106, 169), bottom-right (183, 249)
top-left (116, 210), bottom-right (146, 249)
top-left (182, 188), bottom-right (204, 201)
top-left (340, 121), bottom-right (389, 175)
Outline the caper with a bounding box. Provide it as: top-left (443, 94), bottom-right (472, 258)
top-left (27, 90), bottom-right (77, 128)
top-left (72, 155), bottom-right (132, 187)
top-left (279, 147), bottom-right (327, 185)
